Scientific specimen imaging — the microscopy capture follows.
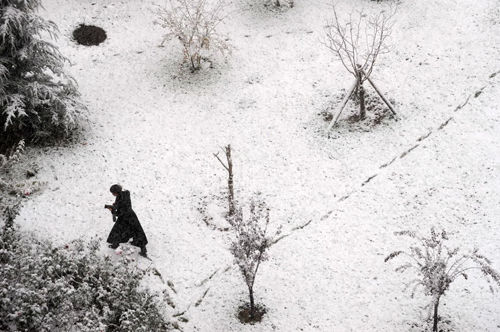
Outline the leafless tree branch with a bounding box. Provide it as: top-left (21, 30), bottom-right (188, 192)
top-left (324, 3), bottom-right (395, 81)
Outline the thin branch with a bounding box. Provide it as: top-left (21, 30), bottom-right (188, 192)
top-left (213, 152), bottom-right (229, 171)
top-left (450, 266), bottom-right (481, 281)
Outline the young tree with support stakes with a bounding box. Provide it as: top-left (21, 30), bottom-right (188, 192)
top-left (324, 4), bottom-right (397, 131)
top-left (385, 228), bottom-right (500, 332)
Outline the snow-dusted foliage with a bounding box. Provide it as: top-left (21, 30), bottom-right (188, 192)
top-left (385, 228), bottom-right (500, 332)
top-left (1, 140), bottom-right (44, 226)
top-left (1, 140), bottom-right (25, 226)
top-left (0, 227), bottom-right (171, 332)
top-left (229, 197), bottom-right (278, 321)
top-left (0, 0), bottom-right (83, 152)
top-left (155, 0), bottom-right (231, 72)
top-left (0, 139), bottom-right (24, 170)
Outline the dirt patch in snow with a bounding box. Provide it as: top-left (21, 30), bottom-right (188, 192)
top-left (321, 89), bottom-right (397, 130)
top-left (73, 24), bottom-right (107, 46)
top-left (237, 303), bottom-right (267, 324)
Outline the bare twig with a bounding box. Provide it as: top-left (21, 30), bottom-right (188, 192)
top-left (213, 145), bottom-right (235, 216)
top-left (213, 152), bottom-right (229, 171)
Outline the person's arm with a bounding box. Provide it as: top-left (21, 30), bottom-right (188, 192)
top-left (105, 204), bottom-right (117, 214)
top-left (104, 204), bottom-right (117, 222)
top-left (110, 204), bottom-right (117, 222)
top-left (115, 192), bottom-right (132, 218)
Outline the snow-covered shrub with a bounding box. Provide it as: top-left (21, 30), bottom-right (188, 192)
top-left (1, 140), bottom-right (45, 227)
top-left (385, 228), bottom-right (500, 332)
top-left (1, 140), bottom-right (25, 226)
top-left (0, 139), bottom-right (24, 170)
top-left (0, 0), bottom-right (83, 153)
top-left (229, 197), bottom-right (278, 322)
top-left (0, 227), bottom-right (171, 331)
top-left (156, 0), bottom-right (232, 72)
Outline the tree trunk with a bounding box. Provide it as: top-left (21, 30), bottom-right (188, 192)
top-left (433, 296), bottom-right (440, 332)
top-left (190, 55), bottom-right (196, 72)
top-left (359, 84), bottom-right (366, 120)
top-left (357, 71), bottom-right (366, 120)
top-left (248, 286), bottom-right (255, 318)
top-left (226, 145), bottom-right (234, 216)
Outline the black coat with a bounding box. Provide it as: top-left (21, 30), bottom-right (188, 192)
top-left (106, 190), bottom-right (148, 247)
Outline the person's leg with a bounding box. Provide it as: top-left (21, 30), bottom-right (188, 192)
top-left (139, 245), bottom-right (147, 257)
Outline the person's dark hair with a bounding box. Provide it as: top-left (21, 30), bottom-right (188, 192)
top-left (110, 184), bottom-right (122, 194)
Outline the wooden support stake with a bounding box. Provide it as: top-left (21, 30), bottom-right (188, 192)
top-left (362, 71), bottom-right (398, 118)
top-left (326, 77), bottom-right (359, 132)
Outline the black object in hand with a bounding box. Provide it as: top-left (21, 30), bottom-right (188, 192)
top-left (104, 204), bottom-right (113, 210)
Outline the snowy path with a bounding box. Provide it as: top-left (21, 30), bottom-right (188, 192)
top-left (15, 0), bottom-right (500, 330)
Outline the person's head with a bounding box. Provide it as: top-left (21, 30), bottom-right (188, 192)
top-left (110, 184), bottom-right (122, 197)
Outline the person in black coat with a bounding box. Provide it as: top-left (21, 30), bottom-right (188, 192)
top-left (106, 184), bottom-right (148, 257)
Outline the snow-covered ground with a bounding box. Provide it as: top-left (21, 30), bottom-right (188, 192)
top-left (15, 0), bottom-right (500, 330)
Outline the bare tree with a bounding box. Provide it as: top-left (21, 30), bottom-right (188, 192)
top-left (230, 197), bottom-right (273, 321)
top-left (213, 145), bottom-right (235, 217)
top-left (324, 4), bottom-right (397, 130)
top-left (156, 0), bottom-right (231, 72)
top-left (385, 228), bottom-right (500, 332)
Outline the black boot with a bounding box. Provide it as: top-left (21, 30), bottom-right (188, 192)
top-left (139, 246), bottom-right (148, 257)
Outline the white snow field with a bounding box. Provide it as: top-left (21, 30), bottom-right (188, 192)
top-left (15, 0), bottom-right (500, 331)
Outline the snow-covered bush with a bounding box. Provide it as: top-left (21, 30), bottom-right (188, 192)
top-left (156, 0), bottom-right (231, 72)
top-left (0, 139), bottom-right (24, 169)
top-left (385, 228), bottom-right (500, 332)
top-left (1, 140), bottom-right (45, 226)
top-left (0, 0), bottom-right (83, 153)
top-left (229, 197), bottom-right (277, 322)
top-left (1, 140), bottom-right (25, 226)
top-left (0, 227), bottom-right (171, 331)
